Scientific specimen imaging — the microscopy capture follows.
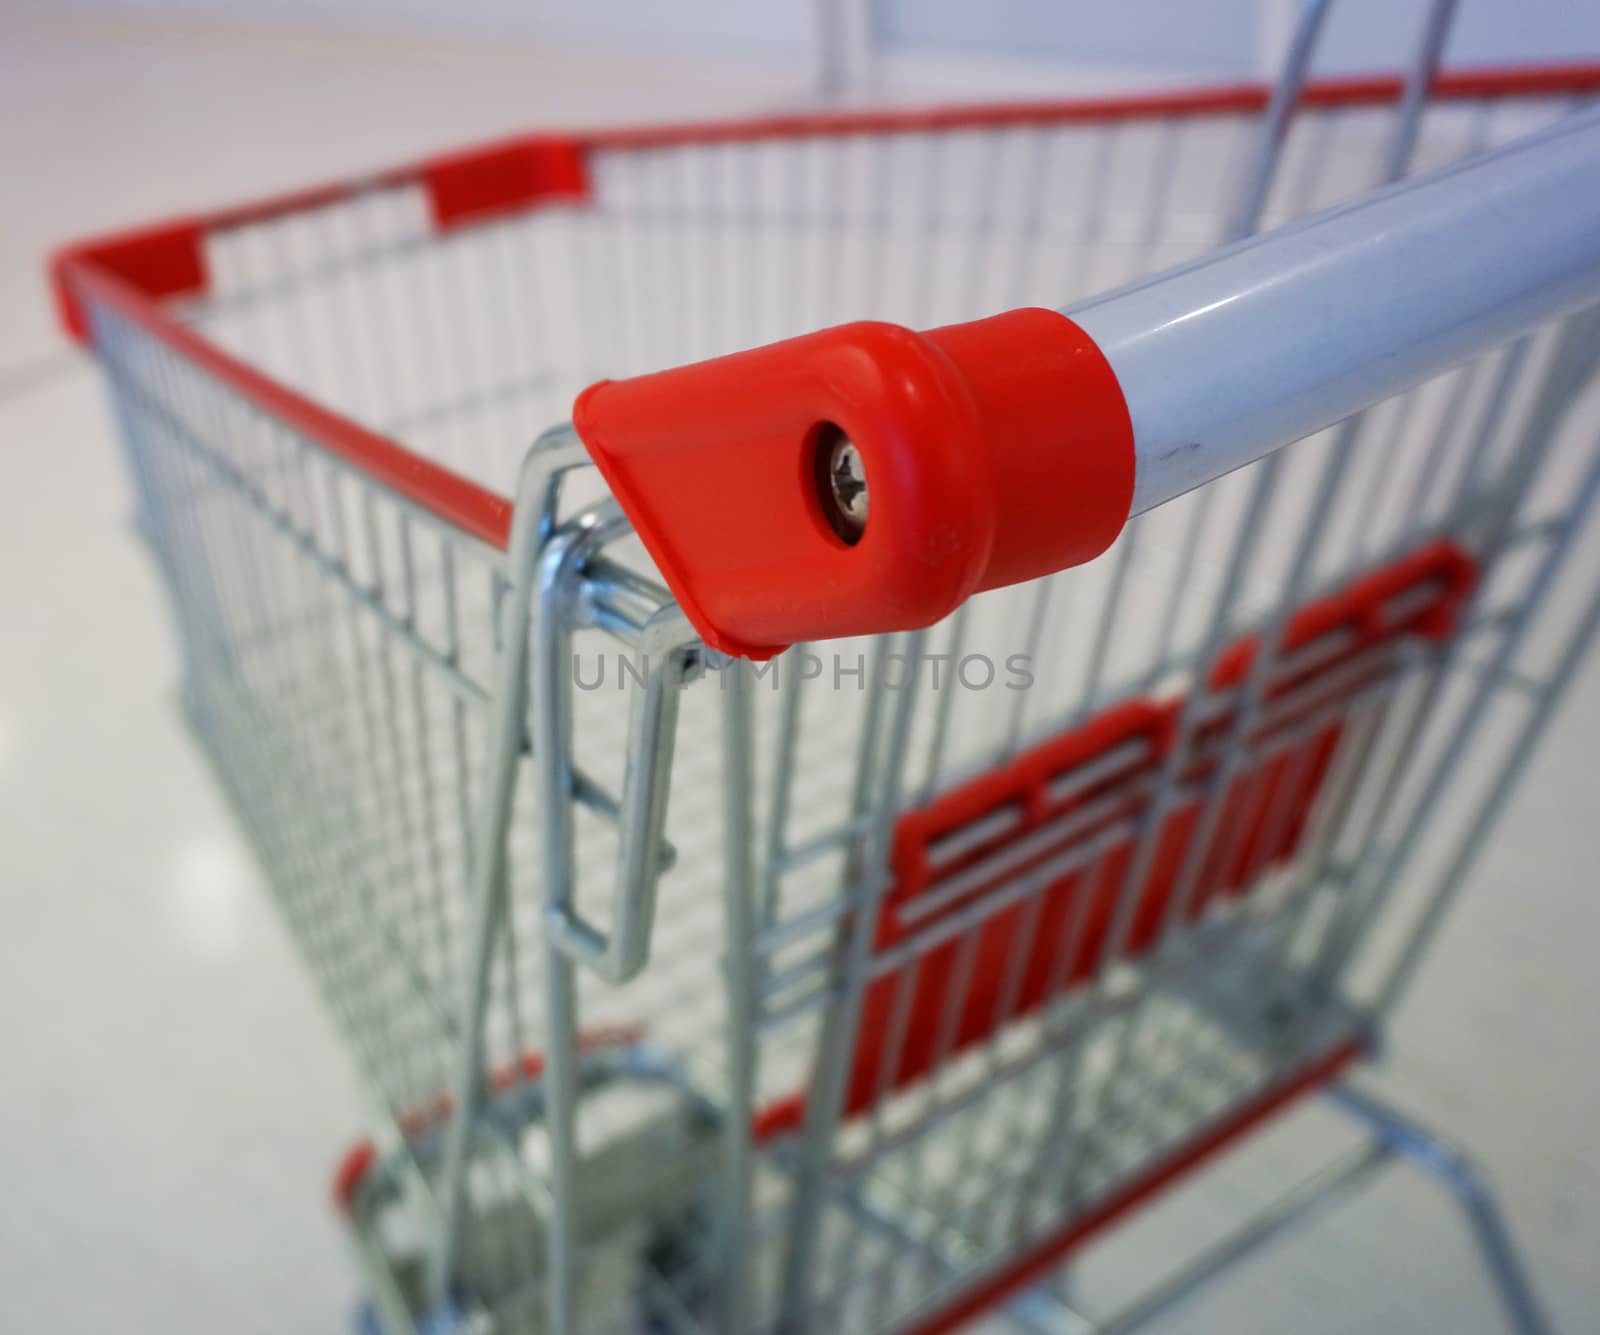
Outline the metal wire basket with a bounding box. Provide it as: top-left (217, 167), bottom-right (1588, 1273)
top-left (55, 6), bottom-right (1600, 1332)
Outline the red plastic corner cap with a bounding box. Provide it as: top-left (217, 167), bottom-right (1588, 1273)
top-left (573, 308), bottom-right (1135, 658)
top-left (52, 219), bottom-right (208, 344)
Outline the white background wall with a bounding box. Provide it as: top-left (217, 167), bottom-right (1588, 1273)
top-left (880, 0), bottom-right (1600, 79)
top-left (22, 0), bottom-right (1600, 87)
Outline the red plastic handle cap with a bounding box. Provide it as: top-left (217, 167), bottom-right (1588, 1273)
top-left (573, 308), bottom-right (1135, 658)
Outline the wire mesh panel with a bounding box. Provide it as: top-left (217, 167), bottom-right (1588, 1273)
top-left (90, 295), bottom-right (510, 1118)
top-left (60, 57), bottom-right (1600, 1335)
top-left (180, 85), bottom-right (1585, 499)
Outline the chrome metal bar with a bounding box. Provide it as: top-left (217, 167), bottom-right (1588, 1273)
top-left (525, 487), bottom-right (631, 1335)
top-left (429, 424), bottom-right (589, 1307)
top-left (717, 663), bottom-right (758, 1335)
top-left (1382, 0), bottom-right (1459, 185)
top-left (777, 630), bottom-right (928, 1333)
top-left (545, 606), bottom-right (698, 983)
top-left (1135, 0), bottom-right (1456, 947)
top-left (1376, 548), bottom-right (1600, 1016)
top-left (353, 1224), bottom-right (427, 1335)
top-left (1073, 106), bottom-right (1600, 517)
top-left (1315, 360), bottom-right (1600, 992)
top-left (760, 646), bottom-right (807, 927)
top-left (1330, 1083), bottom-right (1553, 1335)
top-left (1226, 0), bottom-right (1334, 240)
top-left (1094, 1141), bottom-right (1392, 1335)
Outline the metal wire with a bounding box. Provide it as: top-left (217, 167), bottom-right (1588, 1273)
top-left (80, 64), bottom-right (1600, 1335)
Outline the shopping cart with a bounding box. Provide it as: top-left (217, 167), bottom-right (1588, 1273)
top-left (53, 0), bottom-right (1600, 1329)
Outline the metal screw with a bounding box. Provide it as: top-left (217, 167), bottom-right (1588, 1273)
top-left (821, 431), bottom-right (868, 544)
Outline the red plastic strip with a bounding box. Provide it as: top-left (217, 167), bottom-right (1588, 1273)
top-left (52, 135), bottom-right (593, 341)
top-left (899, 1036), bottom-right (1364, 1335)
top-left (419, 135), bottom-right (592, 231)
top-left (50, 62), bottom-right (1598, 575)
top-left (846, 712), bottom-right (1331, 1116)
top-left (331, 1140), bottom-right (379, 1215)
top-left (58, 64), bottom-right (1600, 269)
top-left (574, 309), bottom-right (1135, 658)
top-left (51, 219), bottom-right (208, 343)
top-left (577, 62), bottom-right (1600, 151)
top-left (54, 63), bottom-right (1588, 561)
top-left (1210, 538), bottom-right (1477, 691)
top-left (60, 257), bottom-right (514, 552)
top-left (52, 62), bottom-right (1600, 341)
top-left (750, 540), bottom-right (1474, 1135)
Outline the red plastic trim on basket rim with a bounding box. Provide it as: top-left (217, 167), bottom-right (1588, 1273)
top-left (56, 62), bottom-right (1600, 299)
top-left (335, 1027), bottom-right (1360, 1303)
top-left (50, 134), bottom-right (592, 341)
top-left (52, 63), bottom-right (1600, 558)
top-left (59, 256), bottom-right (516, 552)
top-left (578, 61), bottom-right (1600, 150)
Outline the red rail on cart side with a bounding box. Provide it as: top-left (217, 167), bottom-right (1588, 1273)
top-left (53, 64), bottom-right (1595, 549)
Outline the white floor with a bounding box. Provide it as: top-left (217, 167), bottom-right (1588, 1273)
top-left (1, 8), bottom-right (1597, 1333)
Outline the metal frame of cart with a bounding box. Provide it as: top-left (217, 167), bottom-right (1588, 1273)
top-left (55, 2), bottom-right (1600, 1330)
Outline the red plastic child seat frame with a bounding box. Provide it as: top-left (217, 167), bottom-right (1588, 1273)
top-left (758, 538), bottom-right (1474, 1134)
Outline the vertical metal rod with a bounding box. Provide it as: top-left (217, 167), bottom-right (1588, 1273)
top-left (760, 649), bottom-right (805, 927)
top-left (920, 604), bottom-right (970, 799)
top-left (1376, 546), bottom-right (1600, 1017)
top-left (539, 952), bottom-right (582, 1334)
top-left (1012, 841), bottom-right (1120, 1229)
top-left (777, 630), bottom-right (928, 1333)
top-left (1226, 0), bottom-right (1333, 240)
top-left (1001, 577), bottom-right (1057, 759)
top-left (849, 636), bottom-right (894, 822)
top-left (1266, 667), bottom-right (1421, 972)
top-left (1330, 1083), bottom-right (1553, 1335)
top-left (1050, 8), bottom-right (1467, 1196)
top-left (816, 0), bottom-right (875, 99)
top-left (717, 663), bottom-right (758, 1335)
top-left (1093, 1141), bottom-right (1392, 1335)
top-left (524, 500), bottom-right (651, 1334)
top-left (1144, 0), bottom-right (1461, 951)
top-left (1451, 336), bottom-right (1533, 514)
top-left (1314, 313), bottom-right (1600, 988)
top-left (1078, 527), bottom-right (1137, 715)
top-left (1146, 6), bottom-right (1345, 676)
top-left (1381, 0), bottom-right (1459, 185)
top-left (429, 426), bottom-right (587, 1309)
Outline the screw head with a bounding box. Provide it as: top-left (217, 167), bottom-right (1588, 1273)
top-left (818, 428), bottom-right (868, 545)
